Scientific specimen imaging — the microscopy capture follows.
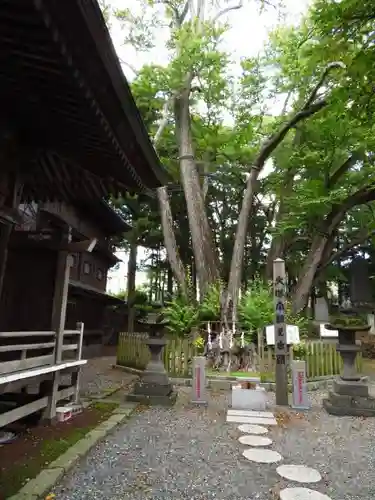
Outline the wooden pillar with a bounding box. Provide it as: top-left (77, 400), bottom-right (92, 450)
top-left (45, 227), bottom-right (73, 419)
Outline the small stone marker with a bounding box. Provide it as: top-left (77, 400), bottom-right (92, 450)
top-left (242, 448), bottom-right (283, 463)
top-left (291, 360), bottom-right (310, 410)
top-left (238, 435), bottom-right (272, 446)
top-left (237, 424), bottom-right (268, 434)
top-left (314, 297), bottom-right (329, 323)
top-left (277, 465), bottom-right (322, 483)
top-left (279, 487), bottom-right (332, 500)
top-left (191, 356), bottom-right (207, 405)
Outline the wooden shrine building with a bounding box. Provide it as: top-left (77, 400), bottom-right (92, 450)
top-left (0, 0), bottom-right (167, 427)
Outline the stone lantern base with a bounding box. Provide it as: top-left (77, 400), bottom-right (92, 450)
top-left (126, 337), bottom-right (177, 407)
top-left (323, 379), bottom-right (375, 417)
top-left (323, 322), bottom-right (375, 416)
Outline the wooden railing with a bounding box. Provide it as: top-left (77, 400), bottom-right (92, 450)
top-left (0, 322), bottom-right (86, 427)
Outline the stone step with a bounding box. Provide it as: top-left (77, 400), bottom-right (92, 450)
top-left (328, 391), bottom-right (375, 410)
top-left (323, 398), bottom-right (375, 417)
top-left (333, 379), bottom-right (369, 397)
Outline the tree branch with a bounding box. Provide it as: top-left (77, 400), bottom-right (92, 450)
top-left (213, 0), bottom-right (243, 23)
top-left (252, 62), bottom-right (346, 170)
top-left (326, 151), bottom-right (362, 189)
top-left (318, 228), bottom-right (375, 273)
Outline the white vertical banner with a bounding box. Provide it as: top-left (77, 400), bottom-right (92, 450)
top-left (291, 360), bottom-right (310, 410)
top-left (191, 356), bottom-right (207, 405)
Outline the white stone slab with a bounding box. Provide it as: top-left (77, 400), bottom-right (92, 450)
top-left (239, 435), bottom-right (272, 447)
top-left (228, 409), bottom-right (274, 418)
top-left (280, 487), bottom-right (332, 500)
top-left (243, 448), bottom-right (283, 463)
top-left (277, 465), bottom-right (322, 483)
top-left (238, 424), bottom-right (269, 435)
top-left (226, 415), bottom-right (277, 425)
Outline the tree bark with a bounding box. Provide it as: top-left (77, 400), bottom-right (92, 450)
top-left (127, 240), bottom-right (138, 334)
top-left (157, 186), bottom-right (189, 297)
top-left (174, 93), bottom-right (220, 296)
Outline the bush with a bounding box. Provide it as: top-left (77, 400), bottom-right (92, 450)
top-left (164, 296), bottom-right (199, 337)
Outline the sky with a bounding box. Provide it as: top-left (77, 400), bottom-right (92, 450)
top-left (106, 0), bottom-right (311, 295)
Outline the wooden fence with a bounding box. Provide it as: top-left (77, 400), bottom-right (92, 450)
top-left (117, 332), bottom-right (197, 376)
top-left (256, 340), bottom-right (362, 380)
top-left (117, 332), bottom-right (363, 380)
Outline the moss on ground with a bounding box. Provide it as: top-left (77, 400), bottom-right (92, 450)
top-left (2, 402), bottom-right (118, 499)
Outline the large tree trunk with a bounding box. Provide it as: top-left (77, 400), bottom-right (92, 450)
top-left (127, 240), bottom-right (138, 334)
top-left (157, 186), bottom-right (189, 297)
top-left (291, 233), bottom-right (329, 313)
top-left (174, 93), bottom-right (220, 296)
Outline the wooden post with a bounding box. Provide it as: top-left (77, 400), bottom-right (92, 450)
top-left (273, 258), bottom-right (289, 406)
top-left (45, 228), bottom-right (73, 419)
top-left (73, 321), bottom-right (84, 403)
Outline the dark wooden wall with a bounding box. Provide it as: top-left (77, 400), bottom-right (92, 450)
top-left (70, 251), bottom-right (109, 292)
top-left (0, 248), bottom-right (57, 331)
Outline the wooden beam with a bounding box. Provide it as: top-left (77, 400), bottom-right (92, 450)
top-left (47, 228), bottom-right (73, 419)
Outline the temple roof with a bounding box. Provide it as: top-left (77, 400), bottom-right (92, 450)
top-left (0, 0), bottom-right (168, 201)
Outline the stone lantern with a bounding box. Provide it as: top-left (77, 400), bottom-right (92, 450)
top-left (323, 258), bottom-right (375, 416)
top-left (126, 312), bottom-right (177, 406)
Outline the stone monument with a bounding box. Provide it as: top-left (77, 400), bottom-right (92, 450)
top-left (323, 258), bottom-right (375, 416)
top-left (126, 314), bottom-right (177, 406)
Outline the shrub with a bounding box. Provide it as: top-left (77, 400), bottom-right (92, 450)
top-left (164, 296), bottom-right (199, 337)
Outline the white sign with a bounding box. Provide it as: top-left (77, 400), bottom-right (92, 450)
top-left (266, 324), bottom-right (300, 345)
top-left (191, 356), bottom-right (207, 405)
top-left (368, 314), bottom-right (375, 335)
top-left (291, 360), bottom-right (310, 410)
top-left (319, 323), bottom-right (338, 338)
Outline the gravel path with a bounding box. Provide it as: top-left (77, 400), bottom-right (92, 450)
top-left (79, 357), bottom-right (137, 398)
top-left (53, 387), bottom-right (375, 500)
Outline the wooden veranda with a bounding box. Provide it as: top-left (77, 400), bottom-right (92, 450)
top-left (0, 0), bottom-right (167, 427)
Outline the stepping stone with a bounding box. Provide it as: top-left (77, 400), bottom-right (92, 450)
top-left (238, 424), bottom-right (268, 435)
top-left (239, 435), bottom-right (272, 446)
top-left (226, 415), bottom-right (277, 425)
top-left (279, 487), bottom-right (332, 500)
top-left (228, 409), bottom-right (275, 418)
top-left (242, 448), bottom-right (283, 463)
top-left (277, 465), bottom-right (322, 483)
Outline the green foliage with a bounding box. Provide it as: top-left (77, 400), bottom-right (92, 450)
top-left (292, 342), bottom-right (308, 361)
top-left (238, 279), bottom-right (274, 332)
top-left (112, 289), bottom-right (153, 319)
top-left (193, 335), bottom-right (205, 354)
top-left (164, 296), bottom-right (199, 337)
top-left (198, 281), bottom-right (222, 321)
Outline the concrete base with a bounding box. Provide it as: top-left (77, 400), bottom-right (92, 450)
top-left (323, 377), bottom-right (375, 417)
top-left (126, 391), bottom-right (177, 407)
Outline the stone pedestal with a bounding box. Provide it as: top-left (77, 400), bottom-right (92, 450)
top-left (126, 336), bottom-right (177, 406)
top-left (324, 324), bottom-right (375, 416)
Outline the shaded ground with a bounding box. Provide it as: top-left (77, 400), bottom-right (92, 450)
top-left (79, 356), bottom-right (137, 398)
top-left (0, 356), bottom-right (136, 499)
top-left (53, 386), bottom-right (375, 500)
top-left (0, 402), bottom-right (118, 499)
